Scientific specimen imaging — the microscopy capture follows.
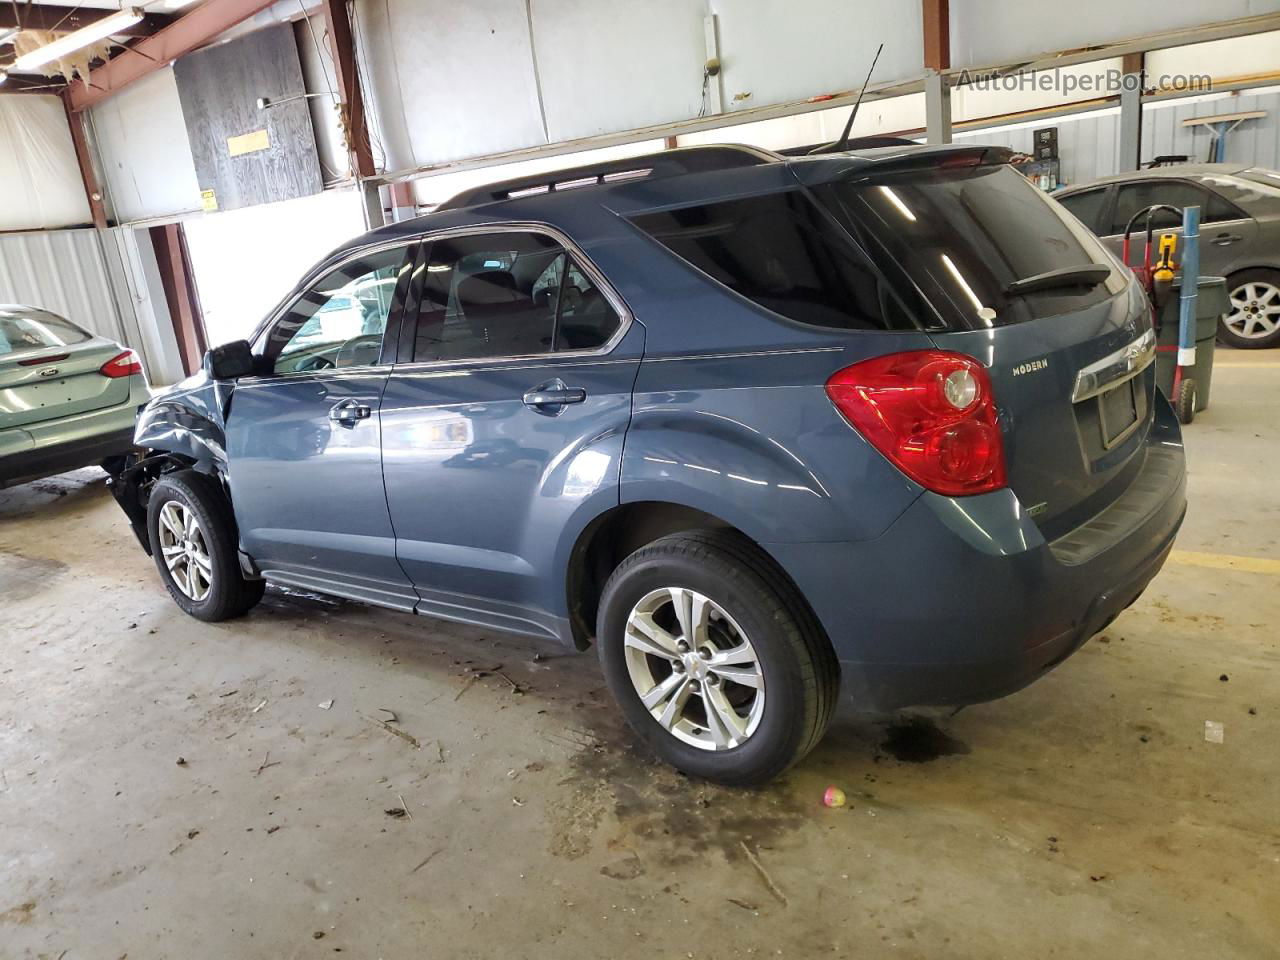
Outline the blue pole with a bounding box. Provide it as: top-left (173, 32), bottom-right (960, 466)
top-left (1178, 205), bottom-right (1200, 368)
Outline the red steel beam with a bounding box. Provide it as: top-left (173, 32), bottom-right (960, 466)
top-left (149, 224), bottom-right (208, 376)
top-left (318, 0), bottom-right (376, 179)
top-left (65, 0), bottom-right (281, 112)
top-left (60, 91), bottom-right (109, 229)
top-left (922, 0), bottom-right (950, 71)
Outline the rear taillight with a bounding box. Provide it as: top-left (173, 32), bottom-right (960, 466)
top-left (825, 350), bottom-right (1006, 496)
top-left (100, 350), bottom-right (143, 379)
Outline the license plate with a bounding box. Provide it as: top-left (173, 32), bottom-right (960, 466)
top-left (1098, 377), bottom-right (1139, 448)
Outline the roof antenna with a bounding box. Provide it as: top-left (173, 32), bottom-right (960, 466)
top-left (810, 42), bottom-right (884, 155)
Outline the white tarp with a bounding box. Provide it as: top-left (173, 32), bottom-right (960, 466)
top-left (0, 95), bottom-right (92, 232)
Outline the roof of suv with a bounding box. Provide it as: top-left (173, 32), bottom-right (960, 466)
top-left (359, 142), bottom-right (1013, 241)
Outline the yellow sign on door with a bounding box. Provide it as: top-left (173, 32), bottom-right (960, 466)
top-left (227, 129), bottom-right (271, 157)
top-left (200, 189), bottom-right (218, 212)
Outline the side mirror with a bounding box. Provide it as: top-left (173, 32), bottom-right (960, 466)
top-left (203, 340), bottom-right (255, 380)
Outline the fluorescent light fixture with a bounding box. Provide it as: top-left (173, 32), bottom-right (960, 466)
top-left (12, 7), bottom-right (143, 72)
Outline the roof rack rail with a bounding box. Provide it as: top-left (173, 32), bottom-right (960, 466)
top-left (436, 144), bottom-right (779, 211)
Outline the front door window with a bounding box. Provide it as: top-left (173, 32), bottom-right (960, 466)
top-left (264, 247), bottom-right (409, 374)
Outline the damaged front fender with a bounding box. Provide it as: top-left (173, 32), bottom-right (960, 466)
top-left (133, 370), bottom-right (232, 466)
top-left (107, 370), bottom-right (235, 554)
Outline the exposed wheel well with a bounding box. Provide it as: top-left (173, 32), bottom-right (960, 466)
top-left (565, 501), bottom-right (830, 658)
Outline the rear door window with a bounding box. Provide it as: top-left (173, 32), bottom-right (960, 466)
top-left (1107, 180), bottom-right (1245, 234)
top-left (830, 164), bottom-right (1124, 329)
top-left (1055, 187), bottom-right (1109, 232)
top-left (413, 231), bottom-right (621, 362)
top-left (629, 190), bottom-right (923, 332)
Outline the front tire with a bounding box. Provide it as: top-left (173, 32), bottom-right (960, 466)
top-left (1219, 269), bottom-right (1280, 348)
top-left (597, 530), bottom-right (837, 785)
top-left (147, 469), bottom-right (263, 622)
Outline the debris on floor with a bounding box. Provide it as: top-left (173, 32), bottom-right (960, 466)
top-left (409, 849), bottom-right (443, 874)
top-left (1204, 720), bottom-right (1225, 743)
top-left (739, 841), bottom-right (787, 907)
top-left (364, 713), bottom-right (421, 750)
top-left (823, 786), bottom-right (847, 808)
top-left (318, 699), bottom-right (334, 710)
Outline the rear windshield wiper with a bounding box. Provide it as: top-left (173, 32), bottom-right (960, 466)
top-left (1005, 263), bottom-right (1111, 297)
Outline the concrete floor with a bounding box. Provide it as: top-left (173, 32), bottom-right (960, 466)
top-left (2, 349), bottom-right (1278, 959)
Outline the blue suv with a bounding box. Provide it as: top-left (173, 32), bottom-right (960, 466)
top-left (110, 144), bottom-right (1186, 784)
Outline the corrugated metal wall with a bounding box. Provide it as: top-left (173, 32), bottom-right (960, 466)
top-left (953, 110), bottom-right (1122, 187)
top-left (955, 89), bottom-right (1280, 188)
top-left (1143, 89), bottom-right (1280, 169)
top-left (0, 228), bottom-right (184, 385)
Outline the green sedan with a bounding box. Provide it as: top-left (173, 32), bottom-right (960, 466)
top-left (1, 305), bottom-right (153, 488)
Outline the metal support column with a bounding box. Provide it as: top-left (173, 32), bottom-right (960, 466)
top-left (925, 70), bottom-right (952, 144)
top-left (1118, 52), bottom-right (1144, 172)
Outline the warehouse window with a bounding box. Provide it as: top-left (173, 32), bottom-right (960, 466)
top-left (629, 190), bottom-right (921, 331)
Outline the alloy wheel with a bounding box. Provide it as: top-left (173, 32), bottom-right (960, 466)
top-left (1226, 281), bottom-right (1280, 340)
top-left (623, 587), bottom-right (765, 751)
top-left (157, 500), bottom-right (213, 602)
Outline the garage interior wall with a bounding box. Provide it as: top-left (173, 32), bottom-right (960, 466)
top-left (0, 229), bottom-right (184, 385)
top-left (952, 86), bottom-right (1280, 187)
top-left (949, 0), bottom-right (1280, 67)
top-left (88, 67), bottom-right (203, 224)
top-left (0, 95), bottom-right (92, 231)
top-left (294, 13), bottom-right (349, 185)
top-left (355, 0), bottom-right (924, 173)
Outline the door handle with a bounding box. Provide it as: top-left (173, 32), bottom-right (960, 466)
top-left (1212, 233), bottom-right (1243, 246)
top-left (329, 399), bottom-right (371, 424)
top-left (523, 378), bottom-right (586, 409)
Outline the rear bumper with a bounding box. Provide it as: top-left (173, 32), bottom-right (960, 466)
top-left (766, 400), bottom-right (1187, 713)
top-left (0, 376), bottom-right (149, 487)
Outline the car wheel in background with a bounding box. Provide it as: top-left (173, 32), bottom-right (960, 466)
top-left (1175, 379), bottom-right (1197, 424)
top-left (597, 529), bottom-right (837, 786)
top-left (1220, 269), bottom-right (1280, 348)
top-left (147, 469), bottom-right (264, 621)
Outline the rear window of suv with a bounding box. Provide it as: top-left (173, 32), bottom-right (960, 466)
top-left (629, 190), bottom-right (925, 332)
top-left (0, 309), bottom-right (91, 356)
top-left (828, 164), bottom-right (1126, 329)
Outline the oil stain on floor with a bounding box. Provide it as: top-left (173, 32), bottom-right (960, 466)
top-left (879, 715), bottom-right (970, 763)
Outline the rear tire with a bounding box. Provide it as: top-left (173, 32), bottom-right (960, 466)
top-left (1176, 378), bottom-right (1197, 424)
top-left (1219, 269), bottom-right (1280, 349)
top-left (147, 469), bottom-right (264, 622)
top-left (597, 529), bottom-right (837, 786)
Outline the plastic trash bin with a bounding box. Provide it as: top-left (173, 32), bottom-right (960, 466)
top-left (1154, 275), bottom-right (1226, 418)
